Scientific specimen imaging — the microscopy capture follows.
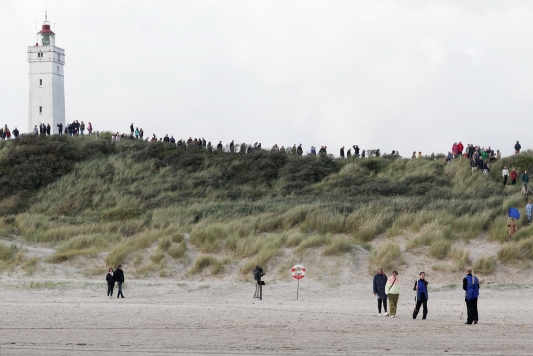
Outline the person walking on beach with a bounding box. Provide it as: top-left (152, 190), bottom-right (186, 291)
top-left (502, 166), bottom-right (509, 186)
top-left (412, 272), bottom-right (428, 319)
top-left (114, 265), bottom-right (125, 298)
top-left (463, 267), bottom-right (479, 325)
top-left (253, 265), bottom-right (264, 298)
top-left (510, 169), bottom-right (518, 185)
top-left (106, 268), bottom-right (115, 299)
top-left (386, 271), bottom-right (400, 318)
top-left (373, 267), bottom-right (389, 316)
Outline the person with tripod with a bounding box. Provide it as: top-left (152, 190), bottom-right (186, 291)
top-left (253, 265), bottom-right (264, 298)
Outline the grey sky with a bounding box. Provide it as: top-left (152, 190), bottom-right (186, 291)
top-left (1, 1), bottom-right (532, 157)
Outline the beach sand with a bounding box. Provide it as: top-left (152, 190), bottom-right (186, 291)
top-left (1, 279), bottom-right (531, 355)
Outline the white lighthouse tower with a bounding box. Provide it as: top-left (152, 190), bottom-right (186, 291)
top-left (27, 12), bottom-right (65, 134)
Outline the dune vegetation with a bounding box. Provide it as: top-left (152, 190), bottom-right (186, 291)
top-left (0, 134), bottom-right (532, 278)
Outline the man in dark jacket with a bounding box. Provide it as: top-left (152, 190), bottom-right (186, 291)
top-left (12, 128), bottom-right (19, 139)
top-left (515, 141), bottom-right (521, 155)
top-left (463, 267), bottom-right (479, 324)
top-left (373, 267), bottom-right (388, 316)
top-left (114, 265), bottom-right (125, 298)
top-left (217, 141), bottom-right (223, 151)
top-left (521, 170), bottom-right (529, 185)
top-left (57, 123), bottom-right (63, 135)
top-left (297, 144), bottom-right (303, 156)
top-left (253, 265), bottom-right (264, 298)
top-left (340, 146), bottom-right (345, 158)
top-left (230, 140), bottom-right (235, 153)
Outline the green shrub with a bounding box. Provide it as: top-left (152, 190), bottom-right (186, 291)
top-left (473, 256), bottom-right (497, 275)
top-left (158, 237), bottom-right (172, 251)
top-left (368, 242), bottom-right (402, 271)
top-left (297, 234), bottom-right (331, 250)
top-left (150, 250), bottom-right (165, 263)
top-left (429, 239), bottom-right (451, 259)
top-left (323, 239), bottom-right (353, 255)
top-left (0, 243), bottom-right (18, 261)
top-left (101, 208), bottom-right (144, 222)
top-left (498, 237), bottom-right (533, 264)
top-left (190, 255), bottom-right (218, 274)
top-left (449, 247), bottom-right (471, 270)
top-left (168, 241), bottom-right (186, 259)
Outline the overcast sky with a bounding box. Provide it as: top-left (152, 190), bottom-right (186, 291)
top-left (1, 1), bottom-right (532, 157)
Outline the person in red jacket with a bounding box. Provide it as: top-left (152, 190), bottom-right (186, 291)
top-left (457, 142), bottom-right (464, 156)
top-left (510, 168), bottom-right (518, 185)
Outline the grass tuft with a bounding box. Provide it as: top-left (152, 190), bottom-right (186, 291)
top-left (473, 256), bottom-right (497, 275)
top-left (368, 242), bottom-right (402, 271)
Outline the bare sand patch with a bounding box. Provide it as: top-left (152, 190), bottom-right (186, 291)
top-left (1, 279), bottom-right (532, 355)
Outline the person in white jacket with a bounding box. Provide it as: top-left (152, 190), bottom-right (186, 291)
top-left (502, 166), bottom-right (509, 186)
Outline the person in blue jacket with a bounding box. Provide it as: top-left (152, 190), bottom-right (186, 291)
top-left (413, 272), bottom-right (428, 319)
top-left (463, 267), bottom-right (479, 325)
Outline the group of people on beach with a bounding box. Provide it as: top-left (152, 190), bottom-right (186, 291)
top-left (372, 266), bottom-right (479, 324)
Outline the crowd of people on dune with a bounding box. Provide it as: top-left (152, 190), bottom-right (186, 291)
top-left (0, 125), bottom-right (18, 140)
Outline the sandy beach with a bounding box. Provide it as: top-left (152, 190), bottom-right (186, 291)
top-left (1, 279), bottom-right (532, 355)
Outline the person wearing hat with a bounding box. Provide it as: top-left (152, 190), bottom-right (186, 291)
top-left (463, 267), bottom-right (479, 325)
top-left (386, 271), bottom-right (400, 318)
top-left (373, 267), bottom-right (388, 316)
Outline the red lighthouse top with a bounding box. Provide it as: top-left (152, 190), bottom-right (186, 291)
top-left (36, 12), bottom-right (55, 47)
top-left (38, 24), bottom-right (55, 35)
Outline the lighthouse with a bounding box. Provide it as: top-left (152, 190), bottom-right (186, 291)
top-left (27, 12), bottom-right (65, 134)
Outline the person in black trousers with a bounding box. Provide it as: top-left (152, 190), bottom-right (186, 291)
top-left (413, 272), bottom-right (429, 319)
top-left (106, 268), bottom-right (115, 299)
top-left (463, 267), bottom-right (479, 324)
top-left (114, 265), bottom-right (125, 298)
top-left (253, 266), bottom-right (264, 298)
top-left (373, 266), bottom-right (388, 316)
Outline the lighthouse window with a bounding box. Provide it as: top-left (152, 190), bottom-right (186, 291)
top-left (39, 106), bottom-right (42, 114)
top-left (39, 79), bottom-right (42, 87)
